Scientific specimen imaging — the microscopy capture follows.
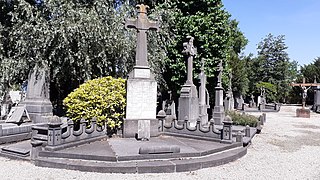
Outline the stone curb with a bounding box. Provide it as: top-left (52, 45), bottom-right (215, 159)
top-left (34, 147), bottom-right (247, 173)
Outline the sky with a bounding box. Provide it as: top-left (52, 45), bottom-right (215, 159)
top-left (222, 0), bottom-right (320, 66)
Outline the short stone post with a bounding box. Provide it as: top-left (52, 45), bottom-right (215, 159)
top-left (263, 113), bottom-right (266, 123)
top-left (0, 125), bottom-right (2, 137)
top-left (156, 110), bottom-right (166, 132)
top-left (221, 115), bottom-right (233, 144)
top-left (31, 140), bottom-right (43, 160)
top-left (242, 103), bottom-right (246, 111)
top-left (236, 131), bottom-right (243, 143)
top-left (259, 115), bottom-right (264, 125)
top-left (245, 125), bottom-right (250, 137)
top-left (47, 116), bottom-right (63, 146)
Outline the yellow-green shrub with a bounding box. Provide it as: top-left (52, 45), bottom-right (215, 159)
top-left (226, 111), bottom-right (258, 127)
top-left (63, 76), bottom-right (126, 129)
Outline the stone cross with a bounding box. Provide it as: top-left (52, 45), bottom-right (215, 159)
top-left (290, 77), bottom-right (320, 108)
top-left (125, 4), bottom-right (159, 67)
top-left (182, 36), bottom-right (197, 85)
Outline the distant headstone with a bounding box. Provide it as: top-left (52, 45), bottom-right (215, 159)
top-left (198, 59), bottom-right (210, 125)
top-left (21, 65), bottom-right (53, 123)
top-left (0, 93), bottom-right (13, 120)
top-left (9, 91), bottom-right (22, 105)
top-left (5, 105), bottom-right (31, 124)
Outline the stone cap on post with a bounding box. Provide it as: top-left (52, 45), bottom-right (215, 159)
top-left (223, 115), bottom-right (233, 125)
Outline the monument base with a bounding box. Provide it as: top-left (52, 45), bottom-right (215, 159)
top-left (123, 119), bottom-right (159, 138)
top-left (124, 76), bottom-right (157, 139)
top-left (178, 84), bottom-right (199, 125)
top-left (21, 98), bottom-right (53, 123)
top-left (213, 106), bottom-right (225, 125)
top-left (296, 108), bottom-right (310, 118)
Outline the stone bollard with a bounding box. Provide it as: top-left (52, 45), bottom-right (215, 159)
top-left (156, 110), bottom-right (166, 132)
top-left (263, 113), bottom-right (266, 123)
top-left (236, 131), bottom-right (243, 143)
top-left (245, 125), bottom-right (250, 137)
top-left (0, 125), bottom-right (2, 137)
top-left (47, 116), bottom-right (63, 146)
top-left (221, 115), bottom-right (233, 144)
top-left (256, 121), bottom-right (262, 134)
top-left (31, 140), bottom-right (43, 160)
top-left (242, 104), bottom-right (246, 111)
top-left (259, 115), bottom-right (264, 125)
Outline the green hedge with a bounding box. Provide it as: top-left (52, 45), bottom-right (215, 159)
top-left (226, 111), bottom-right (258, 127)
top-left (63, 76), bottom-right (126, 129)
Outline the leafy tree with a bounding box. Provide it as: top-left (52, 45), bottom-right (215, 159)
top-left (247, 34), bottom-right (298, 103)
top-left (150, 0), bottom-right (247, 106)
top-left (0, 0), bottom-right (140, 111)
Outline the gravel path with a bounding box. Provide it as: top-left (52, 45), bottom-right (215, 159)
top-left (1, 106), bottom-right (320, 180)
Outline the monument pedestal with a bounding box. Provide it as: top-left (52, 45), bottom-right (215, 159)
top-left (22, 98), bottom-right (53, 123)
top-left (213, 86), bottom-right (224, 125)
top-left (178, 84), bottom-right (199, 126)
top-left (296, 108), bottom-right (310, 118)
top-left (124, 67), bottom-right (158, 139)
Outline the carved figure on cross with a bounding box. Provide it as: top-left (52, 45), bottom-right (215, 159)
top-left (290, 77), bottom-right (320, 108)
top-left (182, 36), bottom-right (197, 85)
top-left (125, 4), bottom-right (159, 68)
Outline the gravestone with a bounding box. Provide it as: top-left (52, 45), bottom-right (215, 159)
top-left (313, 82), bottom-right (320, 112)
top-left (124, 4), bottom-right (159, 139)
top-left (224, 73), bottom-right (233, 111)
top-left (178, 36), bottom-right (199, 126)
top-left (9, 91), bottom-right (22, 105)
top-left (212, 60), bottom-right (225, 125)
top-left (5, 105), bottom-right (31, 124)
top-left (0, 93), bottom-right (12, 120)
top-left (198, 59), bottom-right (210, 125)
top-left (21, 65), bottom-right (53, 123)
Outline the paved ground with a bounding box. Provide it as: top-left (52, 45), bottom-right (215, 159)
top-left (0, 106), bottom-right (320, 179)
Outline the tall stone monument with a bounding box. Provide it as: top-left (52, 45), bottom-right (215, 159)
top-left (212, 60), bottom-right (225, 125)
top-left (22, 65), bottom-right (53, 123)
top-left (124, 4), bottom-right (159, 139)
top-left (198, 59), bottom-right (210, 125)
top-left (178, 36), bottom-right (199, 126)
top-left (224, 73), bottom-right (234, 111)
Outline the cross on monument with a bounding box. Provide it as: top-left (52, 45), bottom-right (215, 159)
top-left (182, 36), bottom-right (197, 85)
top-left (290, 77), bottom-right (320, 108)
top-left (125, 4), bottom-right (159, 67)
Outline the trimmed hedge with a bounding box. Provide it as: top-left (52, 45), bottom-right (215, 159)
top-left (63, 76), bottom-right (126, 129)
top-left (226, 111), bottom-right (258, 127)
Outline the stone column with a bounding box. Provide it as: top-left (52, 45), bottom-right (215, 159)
top-left (212, 60), bottom-right (225, 125)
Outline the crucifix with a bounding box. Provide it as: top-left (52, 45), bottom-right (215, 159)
top-left (182, 36), bottom-right (197, 85)
top-left (125, 4), bottom-right (159, 67)
top-left (290, 77), bottom-right (320, 108)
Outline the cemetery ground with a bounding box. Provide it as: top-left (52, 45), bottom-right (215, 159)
top-left (0, 106), bottom-right (319, 179)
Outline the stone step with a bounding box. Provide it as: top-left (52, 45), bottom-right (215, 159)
top-left (1, 146), bottom-right (30, 157)
top-left (35, 147), bottom-right (247, 173)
